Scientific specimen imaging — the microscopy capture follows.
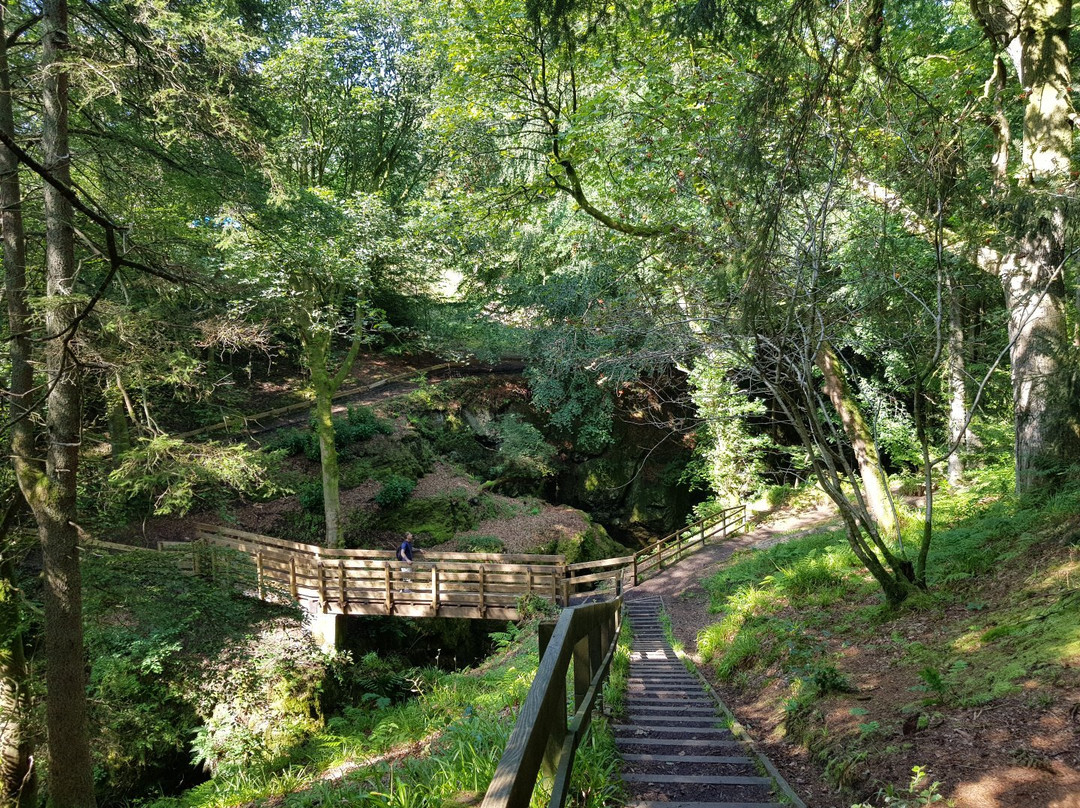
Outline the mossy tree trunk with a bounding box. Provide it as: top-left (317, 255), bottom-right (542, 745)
top-left (301, 305), bottom-right (367, 548)
top-left (7, 2), bottom-right (98, 804)
top-left (971, 0), bottom-right (1079, 492)
top-left (814, 343), bottom-right (898, 540)
top-left (0, 6), bottom-right (36, 805)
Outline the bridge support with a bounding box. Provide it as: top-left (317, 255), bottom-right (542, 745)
top-left (308, 611), bottom-right (342, 651)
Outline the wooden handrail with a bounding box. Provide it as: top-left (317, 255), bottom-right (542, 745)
top-left (482, 599), bottom-right (622, 808)
top-left (561, 504), bottom-right (747, 595)
top-left (159, 525), bottom-right (571, 619)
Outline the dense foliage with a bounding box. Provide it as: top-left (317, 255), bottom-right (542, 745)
top-left (81, 550), bottom-right (327, 800)
top-left (2, 0), bottom-right (1078, 803)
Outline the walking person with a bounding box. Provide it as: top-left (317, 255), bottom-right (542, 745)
top-left (397, 532), bottom-right (414, 592)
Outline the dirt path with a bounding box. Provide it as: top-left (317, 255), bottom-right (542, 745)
top-left (624, 502), bottom-right (840, 649)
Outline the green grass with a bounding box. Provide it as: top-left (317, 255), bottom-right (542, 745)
top-left (152, 613), bottom-right (629, 808)
top-left (150, 626), bottom-right (536, 808)
top-left (696, 469), bottom-right (1080, 799)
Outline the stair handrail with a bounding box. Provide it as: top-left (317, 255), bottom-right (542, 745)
top-left (481, 598), bottom-right (622, 808)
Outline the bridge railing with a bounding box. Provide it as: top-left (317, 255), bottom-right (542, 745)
top-left (157, 524), bottom-right (568, 618)
top-left (562, 504), bottom-right (746, 597)
top-left (630, 504), bottom-right (745, 585)
top-left (481, 598), bottom-right (622, 808)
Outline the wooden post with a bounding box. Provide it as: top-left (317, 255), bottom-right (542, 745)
top-left (317, 559), bottom-right (327, 611)
top-left (256, 551), bottom-right (264, 600)
top-left (384, 564), bottom-right (392, 613)
top-left (572, 635), bottom-right (591, 710)
top-left (479, 565), bottom-right (487, 617)
top-left (289, 556), bottom-right (298, 600)
top-left (431, 567), bottom-right (439, 615)
top-left (526, 566), bottom-right (533, 596)
top-left (632, 555), bottom-right (638, 586)
top-left (338, 561), bottom-right (346, 609)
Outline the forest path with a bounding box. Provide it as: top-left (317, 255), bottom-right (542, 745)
top-left (180, 358), bottom-right (526, 440)
top-left (620, 504), bottom-right (842, 806)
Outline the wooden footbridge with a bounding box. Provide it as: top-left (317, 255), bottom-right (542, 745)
top-left (88, 505), bottom-right (745, 623)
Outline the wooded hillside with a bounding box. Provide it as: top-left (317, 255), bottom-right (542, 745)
top-left (1, 0), bottom-right (1077, 806)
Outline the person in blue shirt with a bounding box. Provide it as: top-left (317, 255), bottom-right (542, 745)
top-left (397, 532), bottom-right (414, 593)
top-left (397, 532), bottom-right (414, 563)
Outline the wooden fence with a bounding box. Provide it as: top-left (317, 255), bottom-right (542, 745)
top-left (628, 504), bottom-right (745, 584)
top-left (481, 598), bottom-right (622, 808)
top-left (156, 524), bottom-right (568, 620)
top-left (562, 504), bottom-right (746, 597)
top-left (82, 504), bottom-right (744, 619)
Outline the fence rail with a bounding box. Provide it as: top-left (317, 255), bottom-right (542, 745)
top-left (481, 599), bottom-right (622, 808)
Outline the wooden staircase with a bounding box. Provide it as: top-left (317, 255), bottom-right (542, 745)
top-left (616, 597), bottom-right (800, 808)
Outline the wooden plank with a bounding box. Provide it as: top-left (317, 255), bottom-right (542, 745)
top-left (482, 599), bottom-right (621, 808)
top-left (256, 552), bottom-right (264, 599)
top-left (565, 555), bottom-right (635, 572)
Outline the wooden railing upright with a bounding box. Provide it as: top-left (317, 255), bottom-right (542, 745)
top-left (481, 598), bottom-right (622, 808)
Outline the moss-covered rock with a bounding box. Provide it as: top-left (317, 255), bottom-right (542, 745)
top-left (369, 492), bottom-right (480, 544)
top-left (534, 518), bottom-right (630, 565)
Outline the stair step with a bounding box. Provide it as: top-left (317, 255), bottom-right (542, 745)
top-left (621, 754), bottom-right (753, 764)
top-left (616, 738), bottom-right (744, 749)
top-left (623, 774), bottom-right (772, 786)
top-left (628, 715), bottom-right (724, 727)
top-left (613, 724), bottom-right (733, 735)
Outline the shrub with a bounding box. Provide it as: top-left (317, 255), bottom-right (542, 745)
top-left (262, 428), bottom-right (311, 457)
top-left (375, 475), bottom-right (416, 509)
top-left (81, 550), bottom-right (327, 799)
top-left (297, 480), bottom-right (324, 513)
top-left (456, 535), bottom-right (504, 553)
top-left (276, 510), bottom-right (324, 545)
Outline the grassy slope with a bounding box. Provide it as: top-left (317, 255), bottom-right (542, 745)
top-left (152, 616), bottom-right (627, 808)
top-left (695, 471), bottom-right (1080, 807)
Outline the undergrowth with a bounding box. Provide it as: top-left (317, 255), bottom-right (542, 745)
top-left (696, 469), bottom-right (1080, 803)
top-left (152, 613), bottom-right (625, 808)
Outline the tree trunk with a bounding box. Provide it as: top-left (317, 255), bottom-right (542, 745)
top-left (0, 6), bottom-right (37, 803)
top-left (814, 343), bottom-right (898, 539)
top-left (106, 376), bottom-right (132, 458)
top-left (971, 0), bottom-right (1080, 492)
top-left (37, 1), bottom-right (97, 804)
top-left (306, 337), bottom-right (341, 547)
top-left (0, 507), bottom-right (35, 808)
top-left (945, 275), bottom-right (969, 486)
